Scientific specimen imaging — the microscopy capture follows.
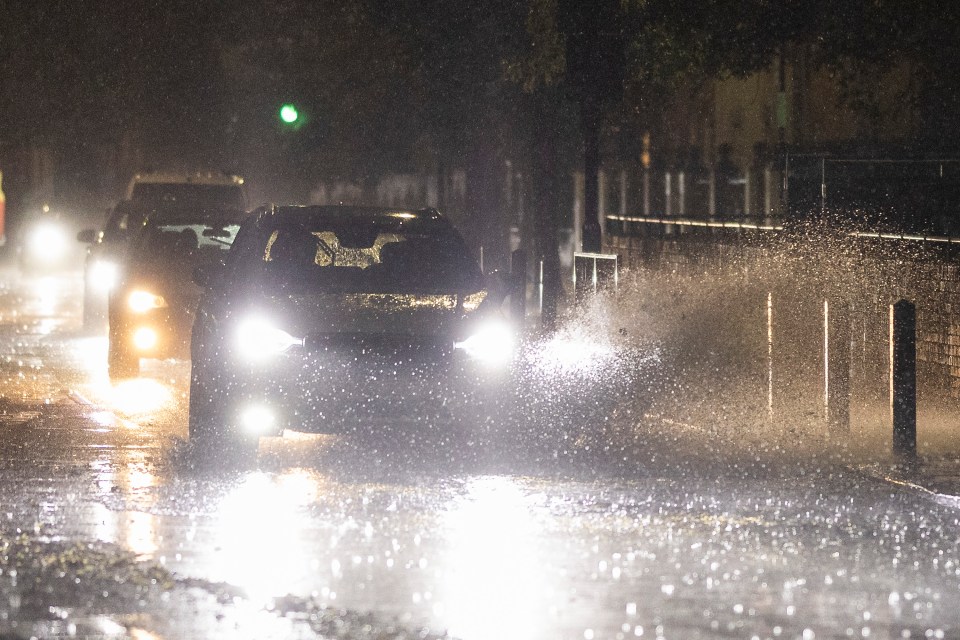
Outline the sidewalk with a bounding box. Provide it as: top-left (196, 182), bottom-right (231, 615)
top-left (853, 455), bottom-right (960, 507)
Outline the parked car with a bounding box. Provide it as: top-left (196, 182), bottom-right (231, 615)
top-left (107, 206), bottom-right (247, 379)
top-left (77, 200), bottom-right (149, 328)
top-left (78, 171), bottom-right (247, 329)
top-left (188, 204), bottom-right (513, 454)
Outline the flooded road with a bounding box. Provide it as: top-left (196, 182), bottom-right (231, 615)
top-left (1, 264), bottom-right (959, 639)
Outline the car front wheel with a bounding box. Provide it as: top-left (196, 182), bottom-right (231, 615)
top-left (188, 371), bottom-right (259, 460)
top-left (107, 336), bottom-right (139, 380)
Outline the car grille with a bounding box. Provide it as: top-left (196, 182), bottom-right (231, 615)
top-left (302, 332), bottom-right (453, 368)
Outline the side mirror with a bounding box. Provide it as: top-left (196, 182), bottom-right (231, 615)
top-left (77, 229), bottom-right (97, 244)
top-left (192, 261), bottom-right (225, 288)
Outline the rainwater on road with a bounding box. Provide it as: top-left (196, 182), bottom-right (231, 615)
top-left (0, 263), bottom-right (958, 640)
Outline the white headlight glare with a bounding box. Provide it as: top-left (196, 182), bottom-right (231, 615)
top-left (127, 290), bottom-right (167, 313)
top-left (239, 403), bottom-right (276, 436)
top-left (29, 223), bottom-right (68, 260)
top-left (455, 319), bottom-right (515, 363)
top-left (89, 260), bottom-right (118, 292)
top-left (235, 317), bottom-right (303, 361)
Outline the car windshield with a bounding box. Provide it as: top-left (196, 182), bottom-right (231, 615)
top-left (130, 183), bottom-right (246, 210)
top-left (248, 222), bottom-right (483, 295)
top-left (131, 220), bottom-right (241, 266)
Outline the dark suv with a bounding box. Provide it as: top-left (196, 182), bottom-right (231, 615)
top-left (188, 205), bottom-right (514, 453)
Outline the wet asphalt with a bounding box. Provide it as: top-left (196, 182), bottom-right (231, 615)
top-left (1, 263), bottom-right (959, 640)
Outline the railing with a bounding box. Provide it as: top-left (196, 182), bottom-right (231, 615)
top-left (607, 214), bottom-right (783, 232)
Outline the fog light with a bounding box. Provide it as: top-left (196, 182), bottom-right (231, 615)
top-left (133, 327), bottom-right (158, 351)
top-left (239, 404), bottom-right (276, 436)
top-left (455, 319), bottom-right (515, 364)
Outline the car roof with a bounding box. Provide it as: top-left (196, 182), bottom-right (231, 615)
top-left (126, 172), bottom-right (245, 199)
top-left (254, 205), bottom-right (446, 227)
top-left (147, 206), bottom-right (249, 227)
top-left (129, 171), bottom-right (244, 186)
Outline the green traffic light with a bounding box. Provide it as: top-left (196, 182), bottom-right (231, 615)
top-left (279, 103), bottom-right (299, 124)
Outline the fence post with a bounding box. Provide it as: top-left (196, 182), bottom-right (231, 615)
top-left (573, 252), bottom-right (619, 303)
top-left (744, 168), bottom-right (752, 217)
top-left (890, 299), bottom-right (917, 457)
top-left (619, 169), bottom-right (628, 235)
top-left (708, 170), bottom-right (717, 218)
top-left (539, 257), bottom-right (558, 331)
top-left (642, 168), bottom-right (650, 218)
top-left (824, 299), bottom-right (851, 433)
top-left (664, 171), bottom-right (672, 217)
top-left (510, 248), bottom-right (527, 322)
top-left (766, 292), bottom-right (774, 421)
top-left (678, 171), bottom-right (686, 217)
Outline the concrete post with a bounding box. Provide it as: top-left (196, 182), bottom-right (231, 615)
top-left (890, 300), bottom-right (917, 457)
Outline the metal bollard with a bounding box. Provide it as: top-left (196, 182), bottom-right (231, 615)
top-left (890, 299), bottom-right (917, 457)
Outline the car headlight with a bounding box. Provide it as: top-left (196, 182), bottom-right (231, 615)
top-left (89, 260), bottom-right (119, 292)
top-left (127, 289), bottom-right (168, 314)
top-left (235, 317), bottom-right (303, 361)
top-left (238, 403), bottom-right (277, 435)
top-left (28, 223), bottom-right (68, 260)
top-left (455, 319), bottom-right (515, 364)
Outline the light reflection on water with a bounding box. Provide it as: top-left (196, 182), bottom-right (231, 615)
top-left (107, 379), bottom-right (174, 418)
top-left (72, 337), bottom-right (108, 378)
top-left (32, 276), bottom-right (63, 318)
top-left (206, 470), bottom-right (321, 604)
top-left (437, 476), bottom-right (550, 640)
top-left (89, 448), bottom-right (160, 560)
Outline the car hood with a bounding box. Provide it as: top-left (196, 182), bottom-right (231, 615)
top-left (241, 292), bottom-right (467, 339)
top-left (123, 274), bottom-right (202, 308)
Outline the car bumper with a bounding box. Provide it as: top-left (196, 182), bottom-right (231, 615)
top-left (216, 347), bottom-right (513, 436)
top-left (114, 307), bottom-right (196, 360)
